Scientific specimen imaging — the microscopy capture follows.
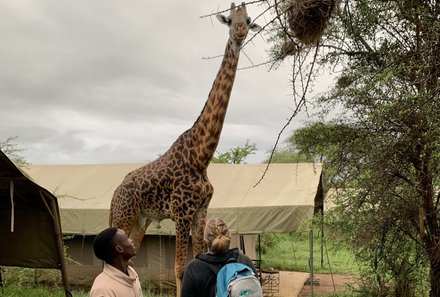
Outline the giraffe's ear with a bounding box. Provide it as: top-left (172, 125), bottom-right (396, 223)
top-left (250, 22), bottom-right (262, 32)
top-left (216, 14), bottom-right (231, 26)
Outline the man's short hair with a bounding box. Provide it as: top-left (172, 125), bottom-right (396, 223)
top-left (93, 227), bottom-right (118, 263)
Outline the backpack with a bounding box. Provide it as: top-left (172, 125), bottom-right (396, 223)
top-left (206, 258), bottom-right (263, 297)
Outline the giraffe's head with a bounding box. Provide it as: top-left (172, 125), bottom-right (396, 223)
top-left (216, 2), bottom-right (261, 52)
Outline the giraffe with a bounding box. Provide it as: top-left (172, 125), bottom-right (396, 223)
top-left (109, 2), bottom-right (260, 295)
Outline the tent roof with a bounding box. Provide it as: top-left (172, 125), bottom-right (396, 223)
top-left (23, 163), bottom-right (322, 235)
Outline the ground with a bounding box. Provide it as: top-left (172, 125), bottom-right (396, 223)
top-left (263, 271), bottom-right (355, 297)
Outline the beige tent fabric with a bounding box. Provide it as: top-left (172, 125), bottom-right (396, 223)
top-left (22, 162), bottom-right (321, 288)
top-left (24, 163), bottom-right (322, 235)
top-left (0, 150), bottom-right (71, 296)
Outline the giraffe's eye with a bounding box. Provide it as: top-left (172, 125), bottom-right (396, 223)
top-left (246, 17), bottom-right (251, 25)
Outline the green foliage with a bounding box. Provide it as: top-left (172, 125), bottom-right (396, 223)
top-left (0, 284), bottom-right (88, 297)
top-left (62, 235), bottom-right (82, 266)
top-left (2, 267), bottom-right (61, 287)
top-left (264, 148), bottom-right (311, 163)
top-left (325, 202), bottom-right (431, 296)
top-left (265, 0), bottom-right (440, 294)
top-left (260, 225), bottom-right (357, 275)
top-left (0, 136), bottom-right (28, 167)
top-left (258, 233), bottom-right (284, 254)
top-left (0, 274), bottom-right (172, 297)
top-left (212, 140), bottom-right (257, 164)
top-left (0, 283), bottom-right (172, 297)
top-left (288, 122), bottom-right (355, 164)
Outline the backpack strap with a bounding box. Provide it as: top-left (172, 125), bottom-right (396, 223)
top-left (203, 261), bottom-right (221, 275)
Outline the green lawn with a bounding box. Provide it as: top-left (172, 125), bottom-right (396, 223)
top-left (260, 229), bottom-right (357, 275)
top-left (0, 284), bottom-right (172, 297)
top-left (0, 284), bottom-right (87, 297)
top-left (0, 267), bottom-right (172, 297)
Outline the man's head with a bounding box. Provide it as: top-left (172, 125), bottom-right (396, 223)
top-left (93, 227), bottom-right (136, 263)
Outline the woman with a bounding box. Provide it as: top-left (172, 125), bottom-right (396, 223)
top-left (181, 218), bottom-right (257, 297)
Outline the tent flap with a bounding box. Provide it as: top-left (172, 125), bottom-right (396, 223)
top-left (0, 150), bottom-right (71, 296)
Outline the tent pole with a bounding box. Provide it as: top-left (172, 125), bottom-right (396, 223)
top-left (258, 234), bottom-right (261, 263)
top-left (240, 234), bottom-right (245, 254)
top-left (46, 193), bottom-right (72, 297)
top-left (38, 190), bottom-right (55, 221)
top-left (309, 228), bottom-right (314, 296)
top-left (9, 179), bottom-right (15, 232)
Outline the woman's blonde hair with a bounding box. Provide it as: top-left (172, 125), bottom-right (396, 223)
top-left (204, 218), bottom-right (231, 254)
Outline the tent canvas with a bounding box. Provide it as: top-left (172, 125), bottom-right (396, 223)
top-left (23, 162), bottom-right (323, 287)
top-left (25, 163), bottom-right (322, 235)
top-left (0, 150), bottom-right (71, 296)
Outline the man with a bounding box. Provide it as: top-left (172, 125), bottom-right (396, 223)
top-left (90, 227), bottom-right (143, 297)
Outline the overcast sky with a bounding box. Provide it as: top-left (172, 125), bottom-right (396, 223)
top-left (0, 1), bottom-right (332, 164)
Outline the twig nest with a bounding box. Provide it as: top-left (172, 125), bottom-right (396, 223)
top-left (287, 0), bottom-right (337, 45)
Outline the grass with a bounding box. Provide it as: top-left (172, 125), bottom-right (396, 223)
top-left (0, 267), bottom-right (172, 297)
top-left (260, 228), bottom-right (358, 275)
top-left (0, 284), bottom-right (87, 297)
top-left (0, 283), bottom-right (172, 297)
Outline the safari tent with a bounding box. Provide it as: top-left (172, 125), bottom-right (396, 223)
top-left (0, 150), bottom-right (71, 296)
top-left (23, 162), bottom-right (323, 288)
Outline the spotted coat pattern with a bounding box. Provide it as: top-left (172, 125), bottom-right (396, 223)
top-left (109, 3), bottom-right (260, 296)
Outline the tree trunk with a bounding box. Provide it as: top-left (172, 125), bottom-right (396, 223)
top-left (429, 248), bottom-right (440, 297)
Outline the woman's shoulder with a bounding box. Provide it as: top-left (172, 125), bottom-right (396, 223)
top-left (228, 249), bottom-right (255, 270)
top-left (227, 248), bottom-right (249, 260)
top-left (188, 256), bottom-right (206, 267)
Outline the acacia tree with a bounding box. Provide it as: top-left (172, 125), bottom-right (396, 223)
top-left (211, 140), bottom-right (257, 164)
top-left (259, 0), bottom-right (440, 295)
top-left (263, 148), bottom-right (310, 163)
top-left (0, 137), bottom-right (27, 167)
top-left (263, 136), bottom-right (312, 163)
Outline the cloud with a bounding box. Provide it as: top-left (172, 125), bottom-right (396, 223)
top-left (0, 1), bottom-right (325, 165)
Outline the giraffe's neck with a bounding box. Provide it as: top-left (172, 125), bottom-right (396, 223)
top-left (190, 39), bottom-right (241, 167)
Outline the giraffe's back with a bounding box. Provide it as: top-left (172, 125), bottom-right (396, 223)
top-left (109, 152), bottom-right (213, 231)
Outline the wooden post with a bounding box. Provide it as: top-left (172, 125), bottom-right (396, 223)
top-left (45, 191), bottom-right (72, 297)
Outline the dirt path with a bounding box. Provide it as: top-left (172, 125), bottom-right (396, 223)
top-left (297, 274), bottom-right (354, 297)
top-left (261, 271), bottom-right (354, 297)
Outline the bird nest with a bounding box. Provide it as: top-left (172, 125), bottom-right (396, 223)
top-left (287, 0), bottom-right (337, 45)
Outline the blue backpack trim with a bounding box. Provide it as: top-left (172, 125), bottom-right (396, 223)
top-left (216, 262), bottom-right (256, 297)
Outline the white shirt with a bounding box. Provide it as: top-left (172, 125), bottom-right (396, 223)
top-left (90, 263), bottom-right (143, 297)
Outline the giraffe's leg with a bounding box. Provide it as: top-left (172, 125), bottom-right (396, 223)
top-left (174, 218), bottom-right (191, 297)
top-left (110, 187), bottom-right (136, 236)
top-left (191, 208), bottom-right (207, 256)
top-left (110, 202), bottom-right (135, 237)
top-left (110, 190), bottom-right (148, 264)
top-left (127, 215), bottom-right (151, 265)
